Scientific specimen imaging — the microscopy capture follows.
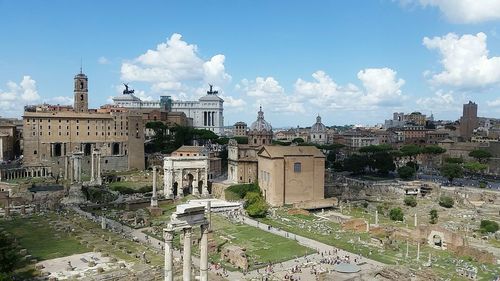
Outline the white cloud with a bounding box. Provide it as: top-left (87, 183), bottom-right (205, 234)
top-left (487, 98), bottom-right (500, 107)
top-left (238, 77), bottom-right (305, 114)
top-left (294, 68), bottom-right (405, 110)
top-left (98, 56), bottom-right (109, 64)
top-left (416, 90), bottom-right (458, 110)
top-left (416, 0), bottom-right (500, 23)
top-left (357, 68), bottom-right (405, 106)
top-left (0, 76), bottom-right (40, 116)
top-left (220, 95), bottom-right (246, 109)
top-left (121, 33), bottom-right (231, 95)
top-left (423, 32), bottom-right (500, 88)
top-left (46, 96), bottom-right (73, 105)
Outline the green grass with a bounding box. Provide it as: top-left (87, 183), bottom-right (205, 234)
top-left (209, 215), bottom-right (310, 270)
top-left (1, 215), bottom-right (87, 260)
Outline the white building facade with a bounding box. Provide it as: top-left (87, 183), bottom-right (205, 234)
top-left (112, 85), bottom-right (224, 135)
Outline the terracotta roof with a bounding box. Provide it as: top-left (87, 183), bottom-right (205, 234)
top-left (258, 145), bottom-right (325, 158)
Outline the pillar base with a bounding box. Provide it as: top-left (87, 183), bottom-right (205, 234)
top-left (148, 206), bottom-right (163, 217)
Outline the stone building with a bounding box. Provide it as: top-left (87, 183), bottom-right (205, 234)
top-left (257, 145), bottom-right (325, 207)
top-left (171, 146), bottom-right (222, 181)
top-left (233, 122), bottom-right (248, 137)
top-left (227, 139), bottom-right (259, 184)
top-left (22, 71), bottom-right (145, 176)
top-left (310, 115), bottom-right (327, 145)
top-left (0, 121), bottom-right (16, 161)
top-left (248, 106), bottom-right (273, 146)
top-left (460, 101), bottom-right (479, 141)
top-left (227, 107), bottom-right (273, 184)
top-left (113, 85), bottom-right (224, 135)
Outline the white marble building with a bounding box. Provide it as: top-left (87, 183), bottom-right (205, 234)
top-left (112, 85), bottom-right (224, 135)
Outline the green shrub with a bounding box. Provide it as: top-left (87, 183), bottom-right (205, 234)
top-left (246, 197), bottom-right (268, 218)
top-left (429, 209), bottom-right (438, 224)
top-left (389, 207), bottom-right (404, 221)
top-left (479, 220), bottom-right (499, 234)
top-left (439, 196), bottom-right (454, 208)
top-left (404, 196), bottom-right (417, 207)
top-left (225, 183), bottom-right (259, 200)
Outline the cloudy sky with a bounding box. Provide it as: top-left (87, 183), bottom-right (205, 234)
top-left (1, 0), bottom-right (500, 127)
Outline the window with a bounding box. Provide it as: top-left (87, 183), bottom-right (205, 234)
top-left (34, 150), bottom-right (37, 155)
top-left (294, 162), bottom-right (301, 173)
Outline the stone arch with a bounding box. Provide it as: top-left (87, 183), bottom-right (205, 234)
top-left (186, 173), bottom-right (194, 195)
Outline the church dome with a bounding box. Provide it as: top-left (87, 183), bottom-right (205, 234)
top-left (250, 106), bottom-right (272, 132)
top-left (311, 115), bottom-right (326, 133)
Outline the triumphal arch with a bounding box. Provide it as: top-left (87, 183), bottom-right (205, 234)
top-left (163, 152), bottom-right (209, 198)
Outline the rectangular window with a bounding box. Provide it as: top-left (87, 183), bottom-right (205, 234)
top-left (294, 162), bottom-right (301, 173)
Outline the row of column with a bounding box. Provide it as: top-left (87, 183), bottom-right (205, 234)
top-left (0, 167), bottom-right (51, 181)
top-left (164, 223), bottom-right (209, 281)
top-left (203, 111), bottom-right (217, 127)
top-left (163, 167), bottom-right (209, 198)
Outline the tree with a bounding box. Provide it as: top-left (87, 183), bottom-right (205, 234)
top-left (342, 154), bottom-right (369, 174)
top-left (389, 207), bottom-right (404, 221)
top-left (404, 196), bottom-right (417, 207)
top-left (444, 157), bottom-right (464, 164)
top-left (421, 145), bottom-right (446, 169)
top-left (479, 220), bottom-right (499, 234)
top-left (440, 163), bottom-right (463, 184)
top-left (439, 196), bottom-right (454, 208)
top-left (463, 161), bottom-right (488, 175)
top-left (469, 149), bottom-right (492, 163)
top-left (244, 192), bottom-right (269, 218)
top-left (292, 137), bottom-right (305, 144)
top-left (359, 144), bottom-right (392, 154)
top-left (370, 152), bottom-right (395, 175)
top-left (0, 232), bottom-right (21, 277)
top-left (400, 144), bottom-right (422, 159)
top-left (398, 166), bottom-right (415, 180)
top-left (429, 209), bottom-right (438, 224)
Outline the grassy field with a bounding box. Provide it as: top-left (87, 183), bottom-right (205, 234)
top-left (1, 215), bottom-right (87, 260)
top-left (205, 215), bottom-right (311, 270)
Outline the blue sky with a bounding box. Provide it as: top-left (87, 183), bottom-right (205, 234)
top-left (1, 0), bottom-right (500, 127)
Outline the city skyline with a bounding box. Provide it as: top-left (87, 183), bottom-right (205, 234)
top-left (1, 1), bottom-right (500, 126)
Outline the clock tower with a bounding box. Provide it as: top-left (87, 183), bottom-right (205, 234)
top-left (74, 70), bottom-right (88, 112)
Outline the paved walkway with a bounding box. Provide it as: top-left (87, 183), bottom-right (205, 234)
top-left (73, 207), bottom-right (384, 280)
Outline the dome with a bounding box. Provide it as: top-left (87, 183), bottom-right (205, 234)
top-left (311, 115), bottom-right (326, 133)
top-left (250, 106), bottom-right (272, 132)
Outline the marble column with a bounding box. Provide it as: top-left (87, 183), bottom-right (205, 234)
top-left (183, 227), bottom-right (192, 281)
top-left (101, 217), bottom-right (106, 229)
top-left (192, 169), bottom-right (200, 196)
top-left (97, 151), bottom-right (101, 184)
top-left (164, 228), bottom-right (174, 281)
top-left (151, 166), bottom-right (158, 207)
top-left (414, 213), bottom-right (417, 227)
top-left (375, 210), bottom-right (379, 225)
top-left (417, 242), bottom-right (420, 261)
top-left (164, 168), bottom-right (173, 199)
top-left (178, 169), bottom-right (184, 198)
top-left (200, 223), bottom-right (209, 281)
top-left (202, 164), bottom-right (209, 196)
top-left (91, 151), bottom-right (95, 182)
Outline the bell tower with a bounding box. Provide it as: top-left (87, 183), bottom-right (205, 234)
top-left (74, 70), bottom-right (88, 112)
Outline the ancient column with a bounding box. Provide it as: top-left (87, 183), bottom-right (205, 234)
top-left (91, 150), bottom-right (95, 182)
top-left (366, 220), bottom-right (369, 232)
top-left (375, 209), bottom-right (379, 225)
top-left (202, 164), bottom-right (209, 196)
top-left (64, 156), bottom-right (68, 180)
top-left (164, 168), bottom-right (173, 199)
top-left (164, 228), bottom-right (174, 281)
top-left (151, 166), bottom-right (158, 207)
top-left (206, 201), bottom-right (212, 230)
top-left (200, 223), bottom-right (209, 281)
top-left (101, 217), bottom-right (106, 229)
top-left (414, 213), bottom-right (417, 227)
top-left (406, 240), bottom-right (409, 258)
top-left (183, 227), bottom-right (192, 281)
top-left (416, 242), bottom-right (420, 261)
top-left (192, 169), bottom-right (200, 196)
top-left (179, 169), bottom-right (184, 197)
